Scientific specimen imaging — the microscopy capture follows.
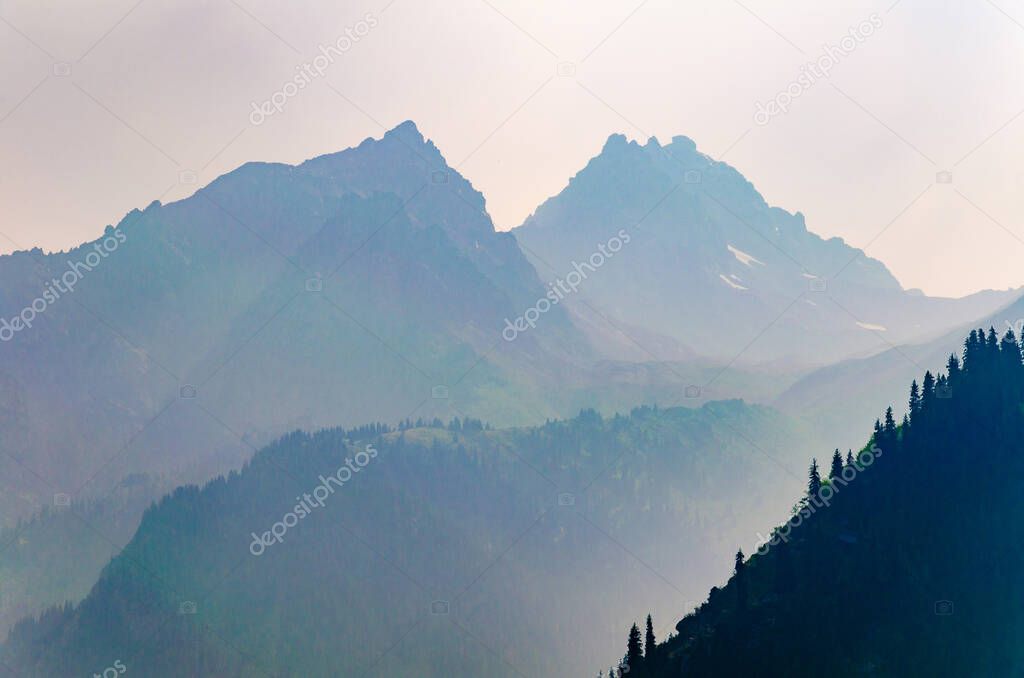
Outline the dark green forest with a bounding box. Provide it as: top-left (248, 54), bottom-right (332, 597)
top-left (1, 401), bottom-right (814, 677)
top-left (608, 328), bottom-right (1024, 677)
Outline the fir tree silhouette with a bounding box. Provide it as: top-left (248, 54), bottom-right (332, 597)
top-left (909, 379), bottom-right (921, 422)
top-left (883, 406), bottom-right (897, 441)
top-left (734, 549), bottom-right (748, 611)
top-left (807, 459), bottom-right (821, 497)
top-left (626, 622), bottom-right (643, 674)
top-left (829, 449), bottom-right (843, 480)
top-left (644, 614), bottom-right (656, 659)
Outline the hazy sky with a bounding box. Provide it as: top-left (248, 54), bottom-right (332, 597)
top-left (2, 0), bottom-right (1024, 297)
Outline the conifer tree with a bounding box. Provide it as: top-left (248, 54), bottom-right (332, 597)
top-left (947, 353), bottom-right (961, 384)
top-left (1000, 329), bottom-right (1022, 374)
top-left (626, 623), bottom-right (643, 673)
top-left (964, 329), bottom-right (981, 374)
top-left (922, 371), bottom-right (935, 407)
top-left (909, 380), bottom-right (921, 420)
top-left (808, 459), bottom-right (821, 497)
top-left (845, 450), bottom-right (854, 468)
top-left (734, 549), bottom-right (748, 610)
top-left (883, 407), bottom-right (897, 440)
top-left (645, 614), bottom-right (656, 658)
top-left (829, 449), bottom-right (843, 480)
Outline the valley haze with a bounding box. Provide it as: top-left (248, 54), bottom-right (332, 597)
top-left (3, 3), bottom-right (1024, 674)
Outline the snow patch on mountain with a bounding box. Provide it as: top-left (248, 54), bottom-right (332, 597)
top-left (719, 274), bottom-right (748, 290)
top-left (727, 244), bottom-right (764, 267)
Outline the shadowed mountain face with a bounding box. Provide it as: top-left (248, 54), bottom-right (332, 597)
top-left (621, 329), bottom-right (1024, 677)
top-left (0, 121), bottom-right (597, 527)
top-left (514, 134), bottom-right (1017, 368)
top-left (0, 403), bottom-right (819, 678)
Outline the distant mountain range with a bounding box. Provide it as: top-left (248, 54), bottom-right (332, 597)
top-left (2, 123), bottom-right (1011, 527)
top-left (0, 121), bottom-right (1020, 671)
top-left (514, 133), bottom-right (1017, 367)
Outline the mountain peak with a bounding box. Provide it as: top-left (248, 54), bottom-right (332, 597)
top-left (601, 133), bottom-right (631, 152)
top-left (299, 118), bottom-right (446, 177)
top-left (669, 135), bottom-right (698, 154)
top-left (383, 119), bottom-right (425, 144)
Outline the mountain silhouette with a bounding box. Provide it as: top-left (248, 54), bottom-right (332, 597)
top-left (515, 133), bottom-right (1017, 367)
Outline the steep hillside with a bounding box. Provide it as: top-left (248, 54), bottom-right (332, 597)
top-left (2, 403), bottom-right (819, 677)
top-left (612, 328), bottom-right (1024, 677)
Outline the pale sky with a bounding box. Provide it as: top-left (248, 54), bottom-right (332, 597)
top-left (2, 0), bottom-right (1024, 297)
